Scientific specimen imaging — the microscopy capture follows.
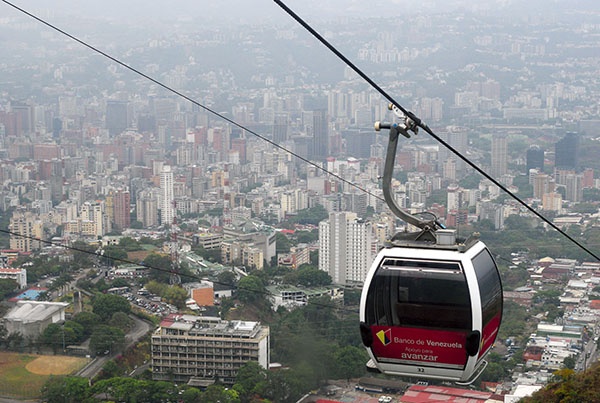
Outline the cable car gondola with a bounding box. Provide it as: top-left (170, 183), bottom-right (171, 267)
top-left (359, 110), bottom-right (502, 384)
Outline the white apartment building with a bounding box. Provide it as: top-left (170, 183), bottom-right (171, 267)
top-left (319, 211), bottom-right (376, 285)
top-left (160, 165), bottom-right (175, 226)
top-left (0, 267), bottom-right (27, 288)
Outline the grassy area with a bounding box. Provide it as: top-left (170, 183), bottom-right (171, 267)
top-left (0, 352), bottom-right (88, 399)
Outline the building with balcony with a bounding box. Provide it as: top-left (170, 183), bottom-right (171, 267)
top-left (0, 267), bottom-right (27, 288)
top-left (151, 314), bottom-right (269, 385)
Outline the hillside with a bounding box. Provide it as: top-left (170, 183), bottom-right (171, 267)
top-left (519, 363), bottom-right (600, 403)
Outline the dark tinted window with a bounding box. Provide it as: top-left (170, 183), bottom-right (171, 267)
top-left (366, 259), bottom-right (471, 330)
top-left (472, 249), bottom-right (502, 326)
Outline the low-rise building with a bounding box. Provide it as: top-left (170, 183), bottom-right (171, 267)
top-left (0, 267), bottom-right (27, 288)
top-left (266, 284), bottom-right (344, 311)
top-left (184, 281), bottom-right (215, 307)
top-left (3, 301), bottom-right (69, 338)
top-left (151, 314), bottom-right (269, 385)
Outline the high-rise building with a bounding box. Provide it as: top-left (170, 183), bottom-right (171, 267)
top-left (526, 145), bottom-right (544, 172)
top-left (231, 138), bottom-right (247, 164)
top-left (160, 166), bottom-right (175, 226)
top-left (9, 211), bottom-right (42, 252)
top-left (136, 189), bottom-right (159, 228)
top-left (151, 314), bottom-right (270, 385)
top-left (583, 168), bottom-right (594, 188)
top-left (105, 100), bottom-right (128, 137)
top-left (318, 212), bottom-right (375, 285)
top-left (438, 127), bottom-right (468, 176)
top-left (113, 190), bottom-right (131, 231)
top-left (555, 132), bottom-right (580, 171)
top-left (447, 184), bottom-right (461, 211)
top-left (564, 173), bottom-right (583, 203)
top-left (542, 192), bottom-right (562, 213)
top-left (491, 134), bottom-right (508, 177)
top-left (311, 109), bottom-right (329, 162)
top-left (80, 200), bottom-right (111, 237)
top-left (344, 129), bottom-right (375, 159)
top-left (533, 174), bottom-right (551, 199)
top-left (272, 112), bottom-right (288, 144)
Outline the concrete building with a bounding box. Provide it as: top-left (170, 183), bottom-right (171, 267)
top-left (136, 189), bottom-right (159, 228)
top-left (555, 131), bottom-right (580, 171)
top-left (491, 134), bottom-right (508, 178)
top-left (3, 301), bottom-right (69, 339)
top-left (9, 210), bottom-right (43, 252)
top-left (265, 284), bottom-right (344, 311)
top-left (222, 219), bottom-right (276, 265)
top-left (193, 232), bottom-right (223, 250)
top-left (318, 211), bottom-right (375, 285)
top-left (277, 244), bottom-right (311, 269)
top-left (151, 314), bottom-right (270, 385)
top-left (0, 267), bottom-right (27, 288)
top-left (184, 281), bottom-right (215, 307)
top-left (160, 165), bottom-right (175, 226)
top-left (112, 189), bottom-right (131, 230)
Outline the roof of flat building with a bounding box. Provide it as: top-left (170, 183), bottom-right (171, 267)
top-left (4, 301), bottom-right (69, 323)
top-left (158, 313), bottom-right (265, 338)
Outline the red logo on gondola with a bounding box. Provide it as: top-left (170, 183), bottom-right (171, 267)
top-left (376, 329), bottom-right (392, 346)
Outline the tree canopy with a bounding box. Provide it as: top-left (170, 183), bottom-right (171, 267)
top-left (92, 293), bottom-right (131, 322)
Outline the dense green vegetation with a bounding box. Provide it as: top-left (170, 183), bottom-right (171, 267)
top-left (521, 364), bottom-right (600, 403)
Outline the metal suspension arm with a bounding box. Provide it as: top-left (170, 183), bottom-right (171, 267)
top-left (375, 116), bottom-right (437, 231)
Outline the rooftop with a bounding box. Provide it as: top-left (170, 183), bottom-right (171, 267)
top-left (158, 314), bottom-right (263, 338)
top-left (4, 301), bottom-right (69, 322)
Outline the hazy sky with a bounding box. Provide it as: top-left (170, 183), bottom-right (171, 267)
top-left (4, 0), bottom-right (597, 26)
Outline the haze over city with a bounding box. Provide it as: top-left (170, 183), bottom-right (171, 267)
top-left (0, 0), bottom-right (599, 402)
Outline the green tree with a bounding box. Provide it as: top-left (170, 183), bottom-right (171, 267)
top-left (99, 359), bottom-right (121, 379)
top-left (276, 232), bottom-right (292, 254)
top-left (203, 384), bottom-right (240, 403)
top-left (295, 229), bottom-right (319, 244)
top-left (145, 280), bottom-right (168, 296)
top-left (111, 277), bottom-right (131, 288)
top-left (344, 289), bottom-right (361, 306)
top-left (296, 265), bottom-right (332, 287)
top-left (264, 370), bottom-right (293, 403)
top-left (0, 279), bottom-right (18, 299)
top-left (109, 311), bottom-right (133, 331)
top-left (563, 356), bottom-right (576, 370)
top-left (91, 378), bottom-right (144, 402)
top-left (459, 173), bottom-right (481, 189)
top-left (63, 320), bottom-right (85, 343)
top-left (119, 236), bottom-right (142, 251)
top-left (333, 345), bottom-right (368, 381)
top-left (102, 245), bottom-right (128, 265)
top-left (164, 286), bottom-right (189, 309)
top-left (290, 205), bottom-right (328, 225)
top-left (180, 387), bottom-right (203, 403)
top-left (70, 240), bottom-right (95, 267)
top-left (72, 311), bottom-right (102, 338)
top-left (41, 323), bottom-right (63, 353)
top-left (217, 270), bottom-right (237, 288)
top-left (41, 376), bottom-right (91, 403)
top-left (143, 253), bottom-right (174, 282)
top-left (92, 293), bottom-right (131, 321)
top-left (89, 325), bottom-right (125, 355)
top-left (233, 361), bottom-right (268, 401)
top-left (237, 275), bottom-right (265, 305)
